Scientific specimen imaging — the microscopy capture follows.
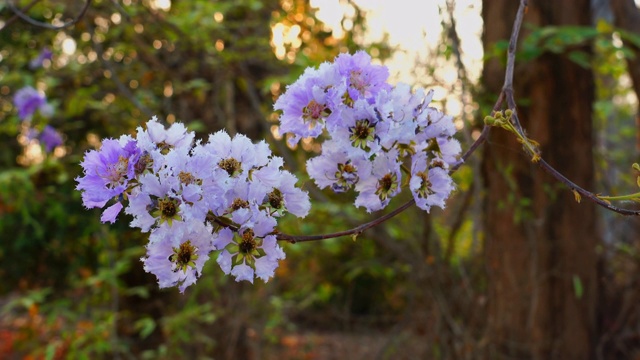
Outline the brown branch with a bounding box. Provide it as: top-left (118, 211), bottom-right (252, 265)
top-left (276, 198), bottom-right (416, 243)
top-left (0, 0), bottom-right (40, 32)
top-left (5, 0), bottom-right (92, 30)
top-left (493, 0), bottom-right (640, 216)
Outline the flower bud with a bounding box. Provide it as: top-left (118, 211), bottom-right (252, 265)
top-left (484, 116), bottom-right (496, 126)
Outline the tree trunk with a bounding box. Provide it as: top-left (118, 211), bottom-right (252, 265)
top-left (481, 1), bottom-right (600, 359)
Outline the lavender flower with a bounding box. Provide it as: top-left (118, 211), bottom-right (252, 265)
top-left (126, 169), bottom-right (183, 232)
top-left (77, 115), bottom-right (313, 289)
top-left (142, 222), bottom-right (215, 292)
top-left (273, 63), bottom-right (342, 145)
top-left (306, 140), bottom-right (372, 192)
top-left (334, 51), bottom-right (391, 104)
top-left (214, 213), bottom-right (284, 283)
top-left (76, 136), bottom-right (141, 223)
top-left (354, 149), bottom-right (402, 212)
top-left (29, 48), bottom-right (53, 69)
top-left (136, 116), bottom-right (195, 171)
top-left (250, 156), bottom-right (311, 218)
top-left (13, 86), bottom-right (53, 121)
top-left (410, 151), bottom-right (454, 212)
top-left (39, 125), bottom-right (63, 152)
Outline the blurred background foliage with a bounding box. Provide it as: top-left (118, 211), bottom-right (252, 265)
top-left (1, 0), bottom-right (640, 359)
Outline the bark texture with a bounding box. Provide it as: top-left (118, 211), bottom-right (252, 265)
top-left (481, 1), bottom-right (600, 359)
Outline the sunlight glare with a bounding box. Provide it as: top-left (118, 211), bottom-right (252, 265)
top-left (150, 0), bottom-right (171, 11)
top-left (62, 38), bottom-right (76, 55)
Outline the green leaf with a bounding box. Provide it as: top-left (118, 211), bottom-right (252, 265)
top-left (572, 275), bottom-right (584, 299)
top-left (568, 51), bottom-right (591, 68)
top-left (135, 317), bottom-right (157, 339)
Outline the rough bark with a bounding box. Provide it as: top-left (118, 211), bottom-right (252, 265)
top-left (481, 1), bottom-right (600, 359)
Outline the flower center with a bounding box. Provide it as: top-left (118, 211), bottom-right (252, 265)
top-left (349, 119), bottom-right (376, 150)
top-left (349, 70), bottom-right (368, 94)
top-left (169, 240), bottom-right (199, 273)
top-left (415, 171), bottom-right (435, 198)
top-left (268, 188), bottom-right (284, 209)
top-left (332, 161), bottom-right (359, 192)
top-left (302, 100), bottom-right (331, 129)
top-left (231, 198), bottom-right (249, 211)
top-left (134, 153), bottom-right (152, 175)
top-left (218, 158), bottom-right (242, 177)
top-left (153, 197), bottom-right (182, 226)
top-left (239, 229), bottom-right (257, 255)
top-left (104, 155), bottom-right (129, 188)
top-left (178, 171), bottom-right (198, 185)
top-left (156, 141), bottom-right (173, 155)
top-left (375, 173), bottom-right (398, 201)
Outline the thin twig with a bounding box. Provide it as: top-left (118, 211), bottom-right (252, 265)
top-left (5, 0), bottom-right (92, 30)
top-left (276, 198), bottom-right (416, 243)
top-left (0, 0), bottom-right (40, 31)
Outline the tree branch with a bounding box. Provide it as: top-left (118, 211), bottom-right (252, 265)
top-left (4, 0), bottom-right (92, 30)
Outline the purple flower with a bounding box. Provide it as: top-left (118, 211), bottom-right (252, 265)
top-left (29, 48), bottom-right (53, 69)
top-left (354, 149), bottom-right (402, 212)
top-left (214, 213), bottom-right (284, 283)
top-left (410, 152), bottom-right (454, 212)
top-left (75, 136), bottom-right (141, 223)
top-left (126, 169), bottom-right (182, 232)
top-left (334, 51), bottom-right (391, 104)
top-left (136, 116), bottom-right (195, 171)
top-left (142, 222), bottom-right (215, 292)
top-left (274, 62), bottom-right (342, 145)
top-left (164, 146), bottom-right (224, 223)
top-left (306, 139), bottom-right (372, 192)
top-left (13, 86), bottom-right (52, 121)
top-left (250, 156), bottom-right (311, 218)
top-left (39, 125), bottom-right (63, 152)
top-left (330, 99), bottom-right (387, 156)
top-left (374, 84), bottom-right (425, 149)
top-left (203, 130), bottom-right (270, 184)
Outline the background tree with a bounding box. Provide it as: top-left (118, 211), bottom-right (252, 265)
top-left (482, 1), bottom-right (600, 358)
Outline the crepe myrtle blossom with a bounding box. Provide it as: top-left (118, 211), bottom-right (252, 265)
top-left (214, 213), bottom-right (285, 283)
top-left (13, 86), bottom-right (53, 121)
top-left (75, 136), bottom-right (141, 223)
top-left (250, 156), bottom-right (311, 218)
top-left (126, 169), bottom-right (185, 232)
top-left (204, 130), bottom-right (270, 183)
top-left (273, 62), bottom-right (342, 145)
top-left (410, 151), bottom-right (455, 212)
top-left (142, 221), bottom-right (215, 292)
top-left (354, 149), bottom-right (402, 213)
top-left (135, 116), bottom-right (195, 171)
top-left (375, 84), bottom-right (432, 149)
top-left (334, 51), bottom-right (391, 105)
top-left (306, 140), bottom-right (372, 192)
top-left (274, 52), bottom-right (391, 145)
top-left (77, 115), bottom-right (314, 289)
top-left (29, 47), bottom-right (53, 69)
top-left (40, 125), bottom-right (64, 152)
top-left (324, 99), bottom-right (389, 158)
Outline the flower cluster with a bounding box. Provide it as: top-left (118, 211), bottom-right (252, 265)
top-left (77, 51), bottom-right (460, 292)
top-left (14, 47), bottom-right (62, 154)
top-left (274, 51), bottom-right (460, 212)
top-left (76, 117), bottom-right (310, 290)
